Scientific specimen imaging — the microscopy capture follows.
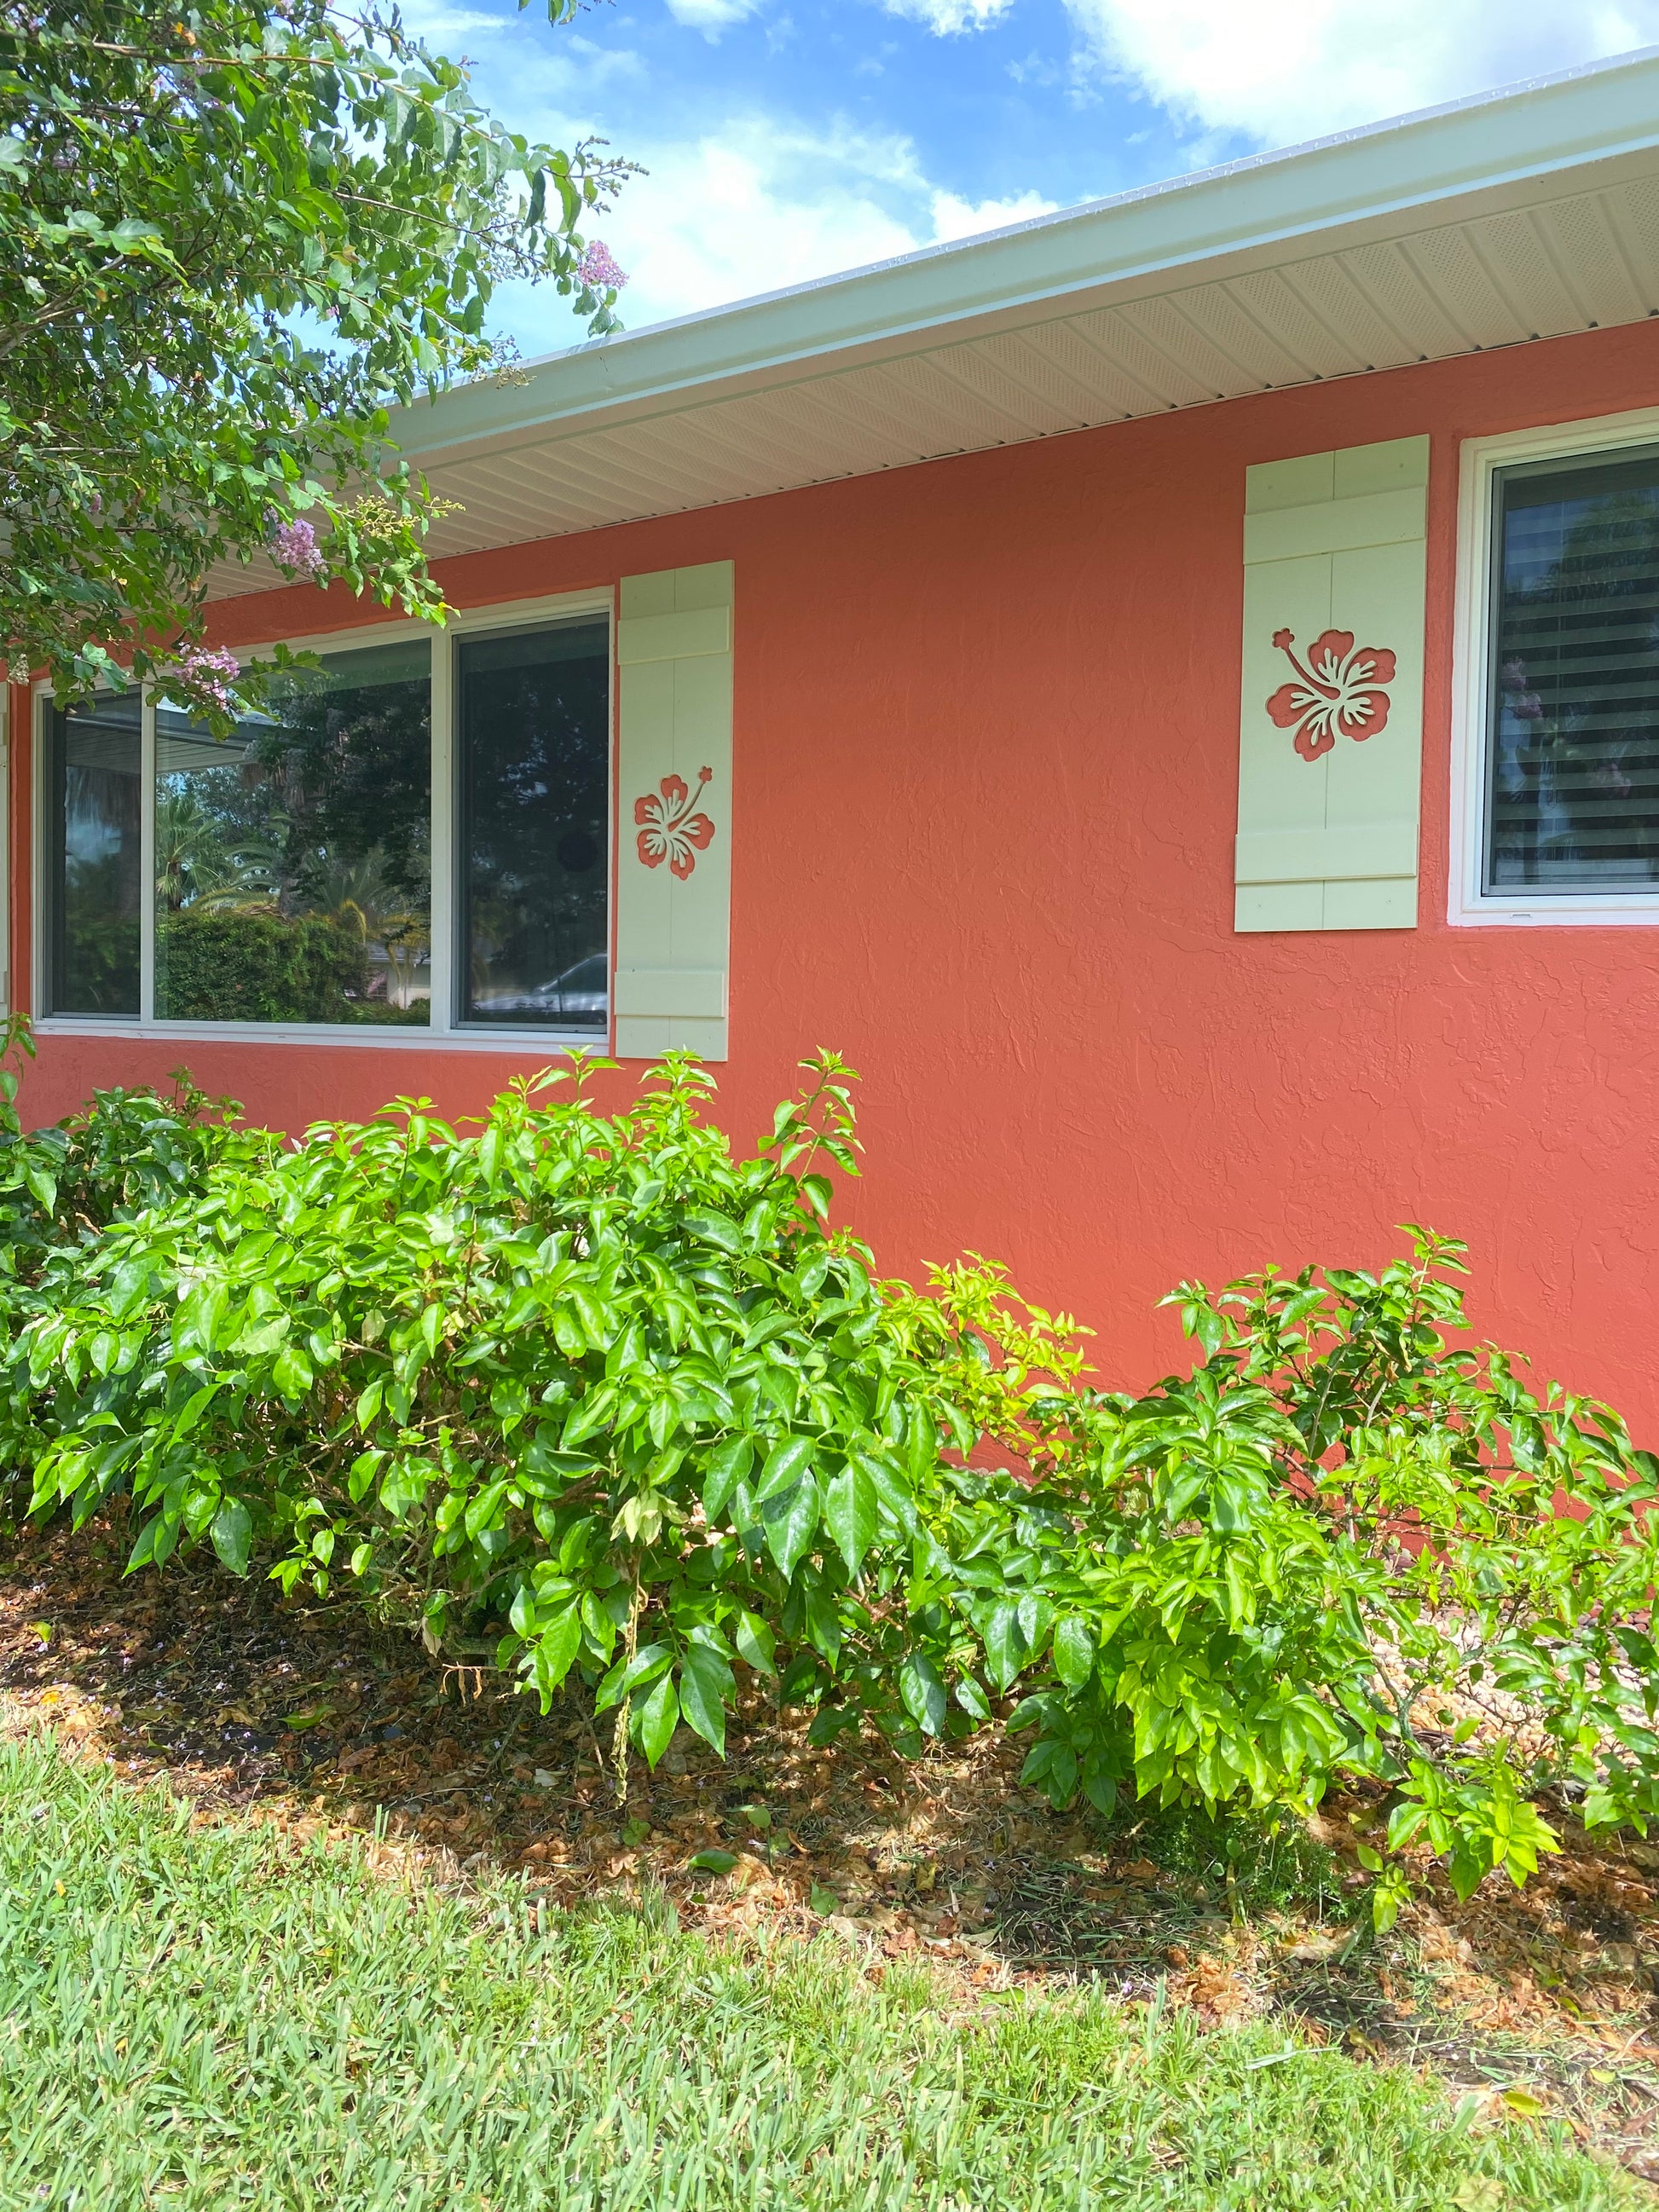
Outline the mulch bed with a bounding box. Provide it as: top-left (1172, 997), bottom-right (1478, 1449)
top-left (6, 1512), bottom-right (1659, 2186)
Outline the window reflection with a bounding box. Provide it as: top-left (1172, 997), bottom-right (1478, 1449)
top-left (153, 641), bottom-right (431, 1024)
top-left (44, 693), bottom-right (142, 1017)
top-left (458, 622), bottom-right (609, 1027)
top-left (1487, 449), bottom-right (1659, 892)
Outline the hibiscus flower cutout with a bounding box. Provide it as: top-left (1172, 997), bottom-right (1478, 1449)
top-left (634, 765), bottom-right (715, 881)
top-left (1266, 628), bottom-right (1396, 762)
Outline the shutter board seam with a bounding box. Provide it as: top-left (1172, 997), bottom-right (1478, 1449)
top-left (1246, 436), bottom-right (1430, 513)
top-left (1243, 486), bottom-right (1427, 564)
top-left (614, 967), bottom-right (728, 1018)
top-left (616, 606), bottom-right (731, 665)
top-left (1235, 822), bottom-right (1419, 882)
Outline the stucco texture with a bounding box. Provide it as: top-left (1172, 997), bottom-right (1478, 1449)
top-left (14, 321), bottom-right (1659, 1429)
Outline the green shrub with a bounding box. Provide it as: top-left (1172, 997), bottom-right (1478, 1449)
top-left (0, 1014), bottom-right (260, 1273)
top-left (6, 1035), bottom-right (1659, 1917)
top-left (61, 903), bottom-right (141, 1015)
top-left (968, 1240), bottom-right (1659, 1920)
top-left (156, 905), bottom-right (371, 1023)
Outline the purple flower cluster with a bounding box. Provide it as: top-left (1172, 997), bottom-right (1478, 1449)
top-left (576, 240), bottom-right (628, 292)
top-left (174, 645), bottom-right (242, 714)
top-left (270, 515), bottom-right (326, 579)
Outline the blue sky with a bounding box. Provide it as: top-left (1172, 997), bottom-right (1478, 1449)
top-left (402, 0), bottom-right (1659, 351)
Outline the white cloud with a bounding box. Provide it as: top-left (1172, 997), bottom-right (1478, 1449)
top-left (929, 187), bottom-right (1059, 240)
top-left (598, 120), bottom-right (924, 322)
top-left (1064, 0), bottom-right (1659, 145)
top-left (882, 0), bottom-right (1015, 33)
top-left (389, 2), bottom-right (1064, 339)
top-left (592, 130), bottom-right (1066, 325)
top-left (488, 118), bottom-right (1062, 340)
top-left (395, 0), bottom-right (642, 91)
top-left (662, 0), bottom-right (770, 34)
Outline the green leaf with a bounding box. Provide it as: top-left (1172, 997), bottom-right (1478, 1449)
top-left (755, 1435), bottom-right (815, 1503)
top-left (594, 1640), bottom-right (673, 1712)
top-left (110, 217), bottom-right (165, 253)
top-left (210, 1499), bottom-right (252, 1577)
top-left (702, 1436), bottom-right (753, 1519)
top-left (809, 1881), bottom-right (839, 1915)
top-left (954, 1676), bottom-right (991, 1723)
top-left (899, 1652), bottom-right (947, 1736)
top-left (734, 1609), bottom-right (777, 1677)
top-left (1082, 1764), bottom-right (1118, 1817)
top-left (983, 1600), bottom-right (1024, 1692)
top-left (688, 1848), bottom-right (737, 1875)
top-left (678, 1642), bottom-right (735, 1756)
top-left (1051, 1615), bottom-right (1095, 1689)
top-left (569, 1285), bottom-right (610, 1349)
top-left (760, 1470), bottom-right (821, 1578)
top-left (822, 1460), bottom-right (879, 1575)
top-left (463, 1480), bottom-right (509, 1540)
top-left (636, 1673), bottom-right (679, 1768)
top-left (679, 1210), bottom-right (741, 1253)
top-left (534, 1602), bottom-right (583, 1693)
top-left (272, 1343), bottom-right (314, 1399)
top-left (1015, 1592), bottom-right (1055, 1657)
top-left (856, 1453), bottom-right (917, 1537)
top-left (904, 1402), bottom-right (938, 1483)
top-left (798, 1174), bottom-right (832, 1219)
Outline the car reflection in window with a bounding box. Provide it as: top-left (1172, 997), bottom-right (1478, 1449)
top-left (472, 952), bottom-right (608, 1025)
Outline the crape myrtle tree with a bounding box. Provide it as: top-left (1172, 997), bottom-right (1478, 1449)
top-left (0, 0), bottom-right (633, 725)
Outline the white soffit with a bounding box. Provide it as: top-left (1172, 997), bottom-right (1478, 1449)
top-left (213, 48), bottom-right (1659, 593)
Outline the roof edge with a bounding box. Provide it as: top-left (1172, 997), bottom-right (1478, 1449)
top-left (394, 44), bottom-right (1659, 462)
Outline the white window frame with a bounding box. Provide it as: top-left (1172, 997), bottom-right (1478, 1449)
top-left (1451, 403), bottom-right (1659, 927)
top-left (31, 586), bottom-right (616, 1047)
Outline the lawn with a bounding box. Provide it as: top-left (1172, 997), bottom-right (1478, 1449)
top-left (0, 1730), bottom-right (1638, 2212)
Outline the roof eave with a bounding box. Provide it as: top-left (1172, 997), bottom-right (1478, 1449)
top-left (395, 44), bottom-right (1659, 466)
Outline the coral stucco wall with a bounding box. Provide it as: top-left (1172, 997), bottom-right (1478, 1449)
top-left (14, 320), bottom-right (1659, 1428)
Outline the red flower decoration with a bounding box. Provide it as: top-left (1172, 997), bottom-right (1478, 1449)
top-left (1266, 628), bottom-right (1396, 762)
top-left (634, 765), bottom-right (715, 881)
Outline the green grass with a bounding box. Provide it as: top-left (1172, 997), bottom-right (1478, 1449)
top-left (0, 1736), bottom-right (1636, 2210)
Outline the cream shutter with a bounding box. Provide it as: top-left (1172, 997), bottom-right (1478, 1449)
top-left (1234, 436), bottom-right (1428, 932)
top-left (614, 561), bottom-right (733, 1060)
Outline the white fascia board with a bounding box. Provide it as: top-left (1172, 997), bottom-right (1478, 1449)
top-left (396, 46), bottom-right (1659, 468)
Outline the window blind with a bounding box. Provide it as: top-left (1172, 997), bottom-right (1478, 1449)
top-left (1487, 445), bottom-right (1659, 892)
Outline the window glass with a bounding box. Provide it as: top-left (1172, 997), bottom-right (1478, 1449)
top-left (43, 692), bottom-right (142, 1016)
top-left (457, 621), bottom-right (609, 1027)
top-left (1486, 446), bottom-right (1659, 892)
top-left (153, 641), bottom-right (431, 1024)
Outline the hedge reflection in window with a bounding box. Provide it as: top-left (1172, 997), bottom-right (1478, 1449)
top-left (1486, 447), bottom-right (1659, 892)
top-left (458, 621), bottom-right (609, 1028)
top-left (154, 641), bottom-right (431, 1024)
top-left (44, 692), bottom-right (142, 1016)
